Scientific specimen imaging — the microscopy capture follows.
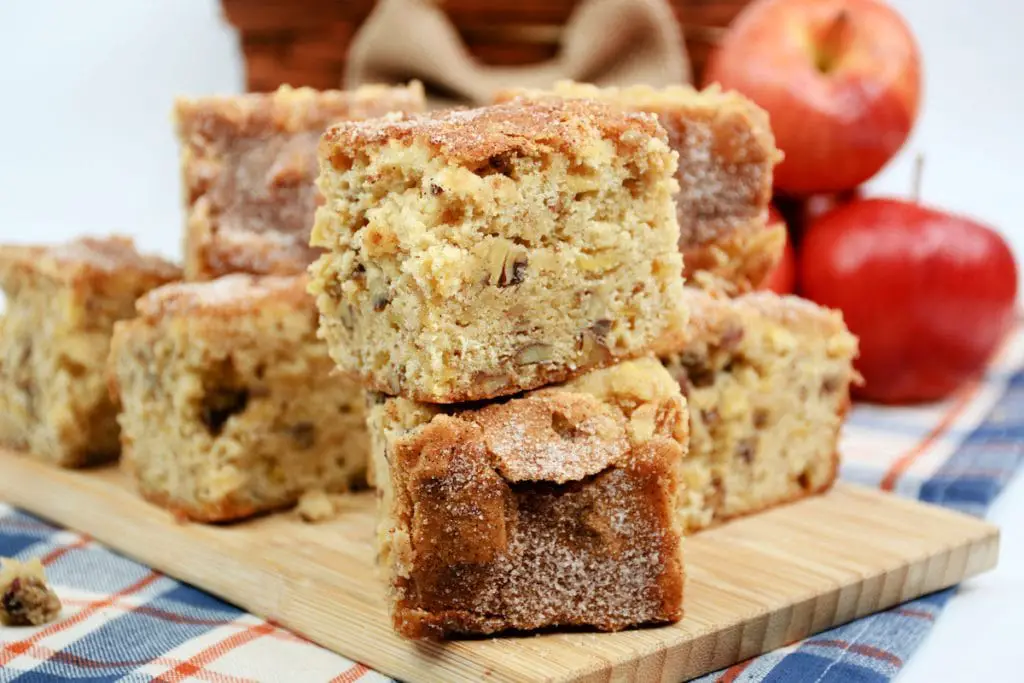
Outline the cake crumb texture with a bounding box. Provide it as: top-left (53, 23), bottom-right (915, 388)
top-left (109, 275), bottom-right (367, 522)
top-left (310, 99), bottom-right (687, 402)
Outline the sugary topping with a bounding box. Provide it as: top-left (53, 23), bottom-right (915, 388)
top-left (0, 236), bottom-right (179, 282)
top-left (136, 274), bottom-right (311, 319)
top-left (389, 410), bottom-right (683, 636)
top-left (468, 391), bottom-right (629, 483)
top-left (321, 98), bottom-right (665, 168)
top-left (175, 82), bottom-right (426, 137)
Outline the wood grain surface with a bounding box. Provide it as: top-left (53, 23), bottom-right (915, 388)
top-left (0, 448), bottom-right (999, 682)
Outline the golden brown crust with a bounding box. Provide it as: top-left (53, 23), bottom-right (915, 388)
top-left (133, 478), bottom-right (265, 524)
top-left (391, 417), bottom-right (684, 638)
top-left (320, 98), bottom-right (667, 172)
top-left (177, 83), bottom-right (426, 280)
top-left (134, 274), bottom-right (312, 321)
top-left (377, 360), bottom-right (687, 638)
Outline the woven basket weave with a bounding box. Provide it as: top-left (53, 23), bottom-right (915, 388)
top-left (221, 0), bottom-right (751, 92)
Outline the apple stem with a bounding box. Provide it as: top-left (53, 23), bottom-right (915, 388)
top-left (912, 154), bottom-right (924, 203)
top-left (816, 10), bottom-right (851, 74)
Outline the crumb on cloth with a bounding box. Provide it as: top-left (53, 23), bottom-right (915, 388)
top-left (1, 557), bottom-right (62, 626)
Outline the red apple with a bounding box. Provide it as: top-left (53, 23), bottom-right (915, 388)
top-left (761, 206), bottom-right (797, 294)
top-left (705, 0), bottom-right (922, 195)
top-left (801, 198), bottom-right (1018, 404)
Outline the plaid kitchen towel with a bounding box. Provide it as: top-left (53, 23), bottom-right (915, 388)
top-left (2, 325), bottom-right (1023, 683)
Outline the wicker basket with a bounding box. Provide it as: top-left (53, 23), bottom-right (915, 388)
top-left (221, 0), bottom-right (751, 92)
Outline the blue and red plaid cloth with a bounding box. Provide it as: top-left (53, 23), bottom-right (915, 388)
top-left (2, 325), bottom-right (1023, 682)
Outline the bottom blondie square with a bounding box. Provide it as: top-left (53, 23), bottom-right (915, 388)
top-left (368, 358), bottom-right (688, 639)
top-left (109, 275), bottom-right (367, 523)
top-left (0, 237), bottom-right (180, 466)
top-left (658, 289), bottom-right (859, 532)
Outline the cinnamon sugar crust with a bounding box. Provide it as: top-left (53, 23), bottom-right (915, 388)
top-left (135, 273), bottom-right (312, 321)
top-left (370, 359), bottom-right (687, 638)
top-left (497, 82), bottom-right (782, 293)
top-left (176, 83), bottom-right (425, 280)
top-left (319, 98), bottom-right (667, 168)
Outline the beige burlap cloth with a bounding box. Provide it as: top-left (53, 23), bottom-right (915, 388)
top-left (345, 0), bottom-right (690, 105)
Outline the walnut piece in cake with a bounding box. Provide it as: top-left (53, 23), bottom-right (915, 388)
top-left (108, 275), bottom-right (367, 523)
top-left (0, 237), bottom-right (180, 467)
top-left (368, 358), bottom-right (687, 638)
top-left (0, 557), bottom-right (62, 626)
top-left (310, 99), bottom-right (687, 403)
top-left (657, 289), bottom-right (858, 532)
top-left (496, 82), bottom-right (784, 294)
top-left (175, 83), bottom-right (425, 280)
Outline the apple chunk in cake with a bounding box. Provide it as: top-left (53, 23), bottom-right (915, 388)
top-left (109, 275), bottom-right (367, 523)
top-left (309, 99), bottom-right (687, 403)
top-left (368, 358), bottom-right (688, 638)
top-left (0, 237), bottom-right (179, 467)
top-left (658, 289), bottom-right (858, 531)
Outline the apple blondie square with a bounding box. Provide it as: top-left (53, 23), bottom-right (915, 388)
top-left (497, 82), bottom-right (783, 293)
top-left (657, 289), bottom-right (858, 532)
top-left (0, 237), bottom-right (180, 467)
top-left (310, 99), bottom-right (687, 403)
top-left (108, 275), bottom-right (367, 523)
top-left (368, 358), bottom-right (687, 638)
top-left (175, 82), bottom-right (425, 280)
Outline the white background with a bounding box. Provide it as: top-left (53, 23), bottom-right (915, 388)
top-left (0, 1), bottom-right (1021, 680)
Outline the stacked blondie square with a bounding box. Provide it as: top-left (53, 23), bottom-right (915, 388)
top-left (0, 78), bottom-right (859, 641)
top-left (308, 99), bottom-right (692, 636)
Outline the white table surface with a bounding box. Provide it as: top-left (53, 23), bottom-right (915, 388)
top-left (0, 1), bottom-right (1021, 680)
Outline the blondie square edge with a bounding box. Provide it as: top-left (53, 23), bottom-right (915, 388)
top-left (310, 99), bottom-right (687, 403)
top-left (0, 236), bottom-right (180, 467)
top-left (368, 357), bottom-right (688, 638)
top-left (108, 275), bottom-right (367, 522)
top-left (657, 289), bottom-right (858, 532)
top-left (175, 82), bottom-right (425, 281)
top-left (497, 81), bottom-right (784, 294)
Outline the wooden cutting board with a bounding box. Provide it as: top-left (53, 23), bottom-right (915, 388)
top-left (0, 448), bottom-right (998, 683)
